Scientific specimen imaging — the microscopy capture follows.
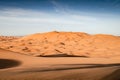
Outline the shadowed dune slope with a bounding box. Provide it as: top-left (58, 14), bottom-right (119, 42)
top-left (0, 59), bottom-right (21, 69)
top-left (101, 69), bottom-right (120, 80)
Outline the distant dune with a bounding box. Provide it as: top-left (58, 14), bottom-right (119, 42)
top-left (0, 31), bottom-right (120, 58)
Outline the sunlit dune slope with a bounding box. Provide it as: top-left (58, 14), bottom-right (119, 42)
top-left (0, 31), bottom-right (120, 57)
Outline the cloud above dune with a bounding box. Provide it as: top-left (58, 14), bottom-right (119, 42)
top-left (0, 7), bottom-right (120, 35)
top-left (0, 7), bottom-right (97, 25)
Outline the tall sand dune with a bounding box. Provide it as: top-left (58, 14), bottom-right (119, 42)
top-left (0, 31), bottom-right (120, 58)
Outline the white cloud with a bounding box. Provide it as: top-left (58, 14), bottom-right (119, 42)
top-left (0, 7), bottom-right (98, 25)
top-left (50, 0), bottom-right (97, 22)
top-left (50, 0), bottom-right (70, 14)
top-left (1, 7), bottom-right (119, 35)
top-left (0, 8), bottom-right (48, 17)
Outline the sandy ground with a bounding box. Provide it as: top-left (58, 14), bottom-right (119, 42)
top-left (0, 48), bottom-right (120, 80)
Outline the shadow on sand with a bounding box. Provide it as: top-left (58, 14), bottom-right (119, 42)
top-left (101, 69), bottom-right (120, 80)
top-left (19, 63), bottom-right (120, 80)
top-left (38, 53), bottom-right (88, 57)
top-left (0, 59), bottom-right (21, 69)
top-left (21, 63), bottom-right (120, 72)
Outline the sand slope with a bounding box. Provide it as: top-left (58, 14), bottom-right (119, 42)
top-left (0, 48), bottom-right (120, 80)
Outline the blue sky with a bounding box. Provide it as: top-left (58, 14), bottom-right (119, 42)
top-left (0, 0), bottom-right (120, 36)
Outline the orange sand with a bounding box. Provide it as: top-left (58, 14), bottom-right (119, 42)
top-left (0, 31), bottom-right (120, 58)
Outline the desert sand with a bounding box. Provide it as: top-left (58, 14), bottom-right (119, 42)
top-left (0, 31), bottom-right (120, 80)
top-left (0, 31), bottom-right (120, 57)
top-left (0, 48), bottom-right (120, 80)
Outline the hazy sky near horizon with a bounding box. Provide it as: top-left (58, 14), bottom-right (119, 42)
top-left (0, 0), bottom-right (120, 36)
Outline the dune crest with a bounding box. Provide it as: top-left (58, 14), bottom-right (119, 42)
top-left (0, 31), bottom-right (120, 57)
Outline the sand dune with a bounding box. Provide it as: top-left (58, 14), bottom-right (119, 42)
top-left (0, 31), bottom-right (120, 58)
top-left (0, 48), bottom-right (120, 80)
top-left (0, 31), bottom-right (120, 80)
